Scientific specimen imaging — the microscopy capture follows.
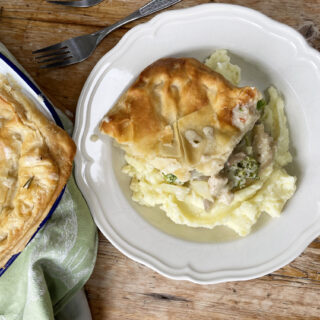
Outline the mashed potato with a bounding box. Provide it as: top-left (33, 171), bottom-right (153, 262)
top-left (122, 50), bottom-right (296, 237)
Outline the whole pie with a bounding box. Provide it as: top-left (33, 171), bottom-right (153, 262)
top-left (0, 75), bottom-right (76, 268)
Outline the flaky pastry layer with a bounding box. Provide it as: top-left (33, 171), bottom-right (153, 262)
top-left (0, 75), bottom-right (76, 268)
top-left (100, 58), bottom-right (260, 180)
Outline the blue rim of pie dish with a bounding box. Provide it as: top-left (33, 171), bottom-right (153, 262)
top-left (0, 52), bottom-right (66, 277)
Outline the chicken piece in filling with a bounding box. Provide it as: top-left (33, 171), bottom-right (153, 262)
top-left (181, 100), bottom-right (274, 209)
top-left (159, 99), bottom-right (275, 209)
top-left (205, 117), bottom-right (274, 207)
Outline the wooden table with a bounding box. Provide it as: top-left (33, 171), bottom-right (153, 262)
top-left (1, 0), bottom-right (320, 318)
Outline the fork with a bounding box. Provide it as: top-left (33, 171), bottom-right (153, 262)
top-left (46, 0), bottom-right (104, 8)
top-left (33, 0), bottom-right (182, 68)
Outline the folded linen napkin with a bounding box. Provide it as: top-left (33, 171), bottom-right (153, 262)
top-left (0, 42), bottom-right (98, 320)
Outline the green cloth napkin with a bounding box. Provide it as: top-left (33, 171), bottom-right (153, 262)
top-left (0, 43), bottom-right (98, 320)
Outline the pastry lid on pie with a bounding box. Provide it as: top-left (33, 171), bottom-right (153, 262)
top-left (0, 75), bottom-right (76, 268)
top-left (100, 58), bottom-right (261, 181)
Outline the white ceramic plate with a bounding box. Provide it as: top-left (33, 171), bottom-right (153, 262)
top-left (73, 4), bottom-right (320, 284)
top-left (0, 52), bottom-right (66, 276)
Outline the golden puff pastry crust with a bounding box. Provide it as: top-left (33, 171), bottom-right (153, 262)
top-left (0, 75), bottom-right (76, 268)
top-left (100, 58), bottom-right (260, 181)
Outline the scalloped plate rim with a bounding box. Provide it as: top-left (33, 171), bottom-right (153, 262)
top-left (73, 3), bottom-right (320, 284)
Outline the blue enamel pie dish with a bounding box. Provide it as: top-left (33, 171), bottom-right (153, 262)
top-left (0, 52), bottom-right (66, 277)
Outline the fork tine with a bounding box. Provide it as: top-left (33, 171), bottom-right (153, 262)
top-left (47, 1), bottom-right (82, 6)
top-left (36, 54), bottom-right (73, 64)
top-left (34, 50), bottom-right (70, 60)
top-left (39, 57), bottom-right (76, 69)
top-left (46, 0), bottom-right (103, 7)
top-left (32, 42), bottom-right (67, 55)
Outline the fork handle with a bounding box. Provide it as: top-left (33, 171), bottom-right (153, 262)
top-left (94, 0), bottom-right (181, 44)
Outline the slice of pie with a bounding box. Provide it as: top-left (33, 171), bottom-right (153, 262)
top-left (0, 75), bottom-right (76, 268)
top-left (100, 58), bottom-right (261, 182)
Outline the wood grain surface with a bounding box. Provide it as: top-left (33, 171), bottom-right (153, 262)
top-left (0, 0), bottom-right (319, 319)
